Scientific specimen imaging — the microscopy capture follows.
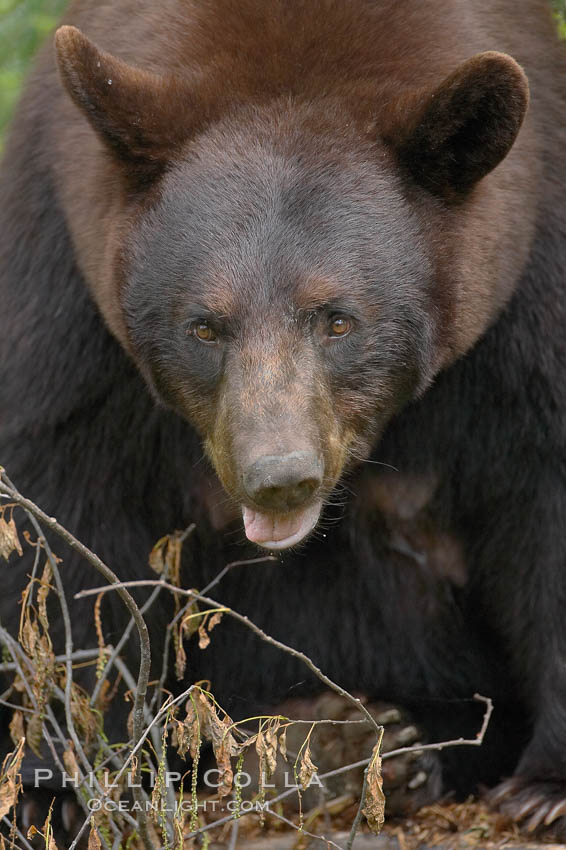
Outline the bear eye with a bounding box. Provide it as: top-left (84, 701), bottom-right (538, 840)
top-left (328, 315), bottom-right (351, 338)
top-left (193, 320), bottom-right (217, 343)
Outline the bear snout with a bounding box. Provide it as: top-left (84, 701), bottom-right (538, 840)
top-left (242, 450), bottom-right (323, 512)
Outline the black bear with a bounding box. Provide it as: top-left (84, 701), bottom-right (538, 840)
top-left (1, 0), bottom-right (566, 842)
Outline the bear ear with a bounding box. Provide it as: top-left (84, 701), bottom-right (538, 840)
top-left (54, 26), bottom-right (196, 184)
top-left (394, 52), bottom-right (529, 199)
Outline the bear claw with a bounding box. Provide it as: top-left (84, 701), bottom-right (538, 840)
top-left (488, 776), bottom-right (566, 837)
top-left (277, 694), bottom-right (443, 816)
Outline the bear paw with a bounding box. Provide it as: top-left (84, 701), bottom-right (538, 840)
top-left (488, 776), bottom-right (566, 837)
top-left (279, 693), bottom-right (442, 816)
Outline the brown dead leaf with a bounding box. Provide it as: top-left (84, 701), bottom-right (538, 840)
top-left (68, 681), bottom-right (99, 747)
top-left (297, 740), bottom-right (318, 790)
top-left (18, 595), bottom-right (55, 740)
top-left (198, 622), bottom-right (210, 650)
top-left (63, 747), bottom-right (80, 785)
top-left (0, 515), bottom-right (22, 561)
top-left (208, 612), bottom-right (223, 631)
top-left (37, 562), bottom-right (52, 632)
top-left (197, 610), bottom-right (224, 650)
top-left (178, 692), bottom-right (238, 797)
top-left (263, 724), bottom-right (278, 777)
top-left (9, 711), bottom-right (24, 747)
top-left (175, 626), bottom-right (188, 680)
top-left (211, 713), bottom-right (239, 798)
top-left (26, 713), bottom-right (44, 759)
top-left (127, 706), bottom-right (134, 740)
top-left (149, 533), bottom-right (182, 588)
top-left (279, 727), bottom-right (288, 762)
top-left (180, 602), bottom-right (201, 638)
top-left (165, 534), bottom-right (182, 587)
top-left (88, 825), bottom-right (102, 850)
top-left (362, 742), bottom-right (385, 835)
top-left (175, 700), bottom-right (200, 760)
top-left (42, 803), bottom-right (57, 850)
top-left (94, 593), bottom-right (105, 662)
top-left (0, 737), bottom-right (24, 819)
top-left (212, 723), bottom-right (234, 798)
top-left (148, 536), bottom-right (168, 575)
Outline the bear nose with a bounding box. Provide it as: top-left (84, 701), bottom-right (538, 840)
top-left (243, 451), bottom-right (323, 511)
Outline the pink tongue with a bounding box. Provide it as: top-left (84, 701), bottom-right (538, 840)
top-left (242, 503), bottom-right (321, 549)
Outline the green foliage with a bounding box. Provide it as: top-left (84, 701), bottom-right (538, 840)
top-left (0, 0), bottom-right (66, 137)
top-left (0, 0), bottom-right (566, 142)
top-left (553, 0), bottom-right (566, 38)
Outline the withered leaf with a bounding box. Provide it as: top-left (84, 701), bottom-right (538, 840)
top-left (210, 715), bottom-right (239, 799)
top-left (179, 692), bottom-right (238, 797)
top-left (63, 747), bottom-right (80, 784)
top-left (0, 516), bottom-right (22, 561)
top-left (175, 627), bottom-right (187, 680)
top-left (208, 612), bottom-right (223, 631)
top-left (212, 730), bottom-right (233, 798)
top-left (26, 713), bottom-right (44, 759)
top-left (194, 607), bottom-right (225, 650)
top-left (297, 741), bottom-right (318, 790)
top-left (69, 682), bottom-right (98, 747)
top-left (279, 727), bottom-right (288, 762)
top-left (198, 622), bottom-right (210, 650)
top-left (88, 825), bottom-right (102, 850)
top-left (149, 533), bottom-right (182, 586)
top-left (0, 737), bottom-right (24, 819)
top-left (9, 711), bottom-right (24, 747)
top-left (180, 602), bottom-right (202, 639)
top-left (148, 536), bottom-right (168, 575)
top-left (362, 743), bottom-right (385, 835)
top-left (127, 707), bottom-right (134, 740)
top-left (263, 725), bottom-right (278, 777)
top-left (256, 723), bottom-right (278, 790)
top-left (42, 805), bottom-right (57, 850)
top-left (37, 562), bottom-right (52, 632)
top-left (165, 534), bottom-right (182, 587)
top-left (174, 701), bottom-right (200, 760)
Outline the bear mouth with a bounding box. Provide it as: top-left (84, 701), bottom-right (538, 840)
top-left (242, 500), bottom-right (322, 550)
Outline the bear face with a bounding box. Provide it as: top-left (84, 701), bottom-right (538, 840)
top-left (53, 25), bottom-right (530, 549)
top-left (122, 105), bottom-right (436, 547)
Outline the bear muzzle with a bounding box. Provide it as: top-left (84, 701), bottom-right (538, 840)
top-left (241, 450), bottom-right (324, 549)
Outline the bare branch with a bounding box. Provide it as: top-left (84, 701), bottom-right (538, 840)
top-left (75, 580), bottom-right (383, 738)
top-left (0, 472), bottom-right (156, 850)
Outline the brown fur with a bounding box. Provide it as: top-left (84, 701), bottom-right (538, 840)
top-left (4, 1), bottom-right (566, 838)
top-left (45, 0), bottom-right (549, 363)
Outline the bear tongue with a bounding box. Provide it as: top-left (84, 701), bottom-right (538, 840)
top-left (242, 501), bottom-right (322, 550)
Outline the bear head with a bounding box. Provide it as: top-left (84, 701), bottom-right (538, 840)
top-left (54, 24), bottom-right (529, 549)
